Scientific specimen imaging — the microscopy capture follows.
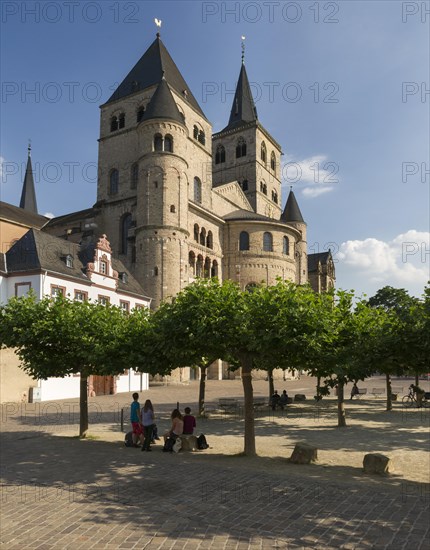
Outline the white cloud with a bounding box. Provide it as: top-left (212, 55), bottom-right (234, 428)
top-left (281, 154), bottom-right (339, 199)
top-left (44, 212), bottom-right (55, 219)
top-left (336, 230), bottom-right (430, 296)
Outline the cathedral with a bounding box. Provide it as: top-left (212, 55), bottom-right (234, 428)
top-left (42, 32), bottom-right (335, 307)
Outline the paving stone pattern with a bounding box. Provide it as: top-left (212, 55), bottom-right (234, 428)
top-left (1, 378), bottom-right (429, 549)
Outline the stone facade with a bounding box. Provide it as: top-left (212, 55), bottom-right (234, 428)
top-left (42, 34), bottom-right (335, 381)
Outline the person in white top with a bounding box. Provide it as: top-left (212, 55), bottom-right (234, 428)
top-left (141, 400), bottom-right (155, 452)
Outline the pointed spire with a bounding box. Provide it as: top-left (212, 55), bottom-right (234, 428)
top-left (19, 143), bottom-right (38, 214)
top-left (106, 35), bottom-right (206, 118)
top-left (222, 62), bottom-right (257, 132)
top-left (281, 189), bottom-right (304, 223)
top-left (142, 78), bottom-right (184, 124)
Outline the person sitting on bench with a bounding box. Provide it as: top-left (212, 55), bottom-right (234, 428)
top-left (350, 383), bottom-right (360, 399)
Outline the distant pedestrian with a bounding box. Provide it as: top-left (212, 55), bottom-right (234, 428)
top-left (350, 383), bottom-right (360, 400)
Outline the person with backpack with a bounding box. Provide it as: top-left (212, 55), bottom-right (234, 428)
top-left (163, 409), bottom-right (184, 451)
top-left (141, 399), bottom-right (155, 452)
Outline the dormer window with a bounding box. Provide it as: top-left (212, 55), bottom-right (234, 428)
top-left (120, 272), bottom-right (128, 284)
top-left (65, 254), bottom-right (73, 268)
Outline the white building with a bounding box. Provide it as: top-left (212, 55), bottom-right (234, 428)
top-left (0, 228), bottom-right (151, 402)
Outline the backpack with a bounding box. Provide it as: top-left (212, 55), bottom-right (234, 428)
top-left (163, 437), bottom-right (175, 453)
top-left (197, 433), bottom-right (209, 450)
top-left (124, 431), bottom-right (134, 447)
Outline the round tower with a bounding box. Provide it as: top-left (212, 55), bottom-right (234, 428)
top-left (134, 78), bottom-right (189, 308)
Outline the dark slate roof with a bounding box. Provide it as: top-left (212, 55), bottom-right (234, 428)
top-left (5, 229), bottom-right (148, 298)
top-left (106, 34), bottom-right (206, 118)
top-left (0, 201), bottom-right (48, 229)
top-left (281, 190), bottom-right (305, 223)
top-left (142, 78), bottom-right (184, 124)
top-left (43, 207), bottom-right (98, 228)
top-left (308, 252), bottom-right (331, 273)
top-left (19, 153), bottom-right (38, 214)
top-left (222, 63), bottom-right (258, 132)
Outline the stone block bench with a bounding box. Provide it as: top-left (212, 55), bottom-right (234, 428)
top-left (371, 388), bottom-right (385, 397)
top-left (363, 453), bottom-right (394, 475)
top-left (289, 442), bottom-right (318, 464)
top-left (294, 394), bottom-right (306, 402)
top-left (178, 435), bottom-right (198, 452)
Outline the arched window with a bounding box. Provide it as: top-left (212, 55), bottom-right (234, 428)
top-left (206, 231), bottom-right (213, 249)
top-left (204, 257), bottom-right (211, 278)
top-left (263, 232), bottom-right (273, 252)
top-left (189, 251), bottom-right (196, 275)
top-left (271, 190), bottom-right (278, 204)
top-left (196, 255), bottom-right (203, 277)
top-left (121, 213), bottom-right (132, 254)
top-left (109, 169), bottom-right (119, 195)
top-left (198, 130), bottom-right (206, 145)
top-left (271, 151), bottom-right (276, 172)
top-left (239, 231), bottom-right (250, 251)
top-left (211, 260), bottom-right (218, 278)
top-left (283, 236), bottom-right (290, 255)
top-left (154, 134), bottom-right (163, 151)
top-left (236, 137), bottom-right (247, 158)
top-left (119, 113), bottom-right (125, 129)
top-left (194, 223), bottom-right (199, 242)
top-left (261, 142), bottom-right (267, 163)
top-left (137, 106), bottom-right (145, 123)
top-left (110, 116), bottom-right (118, 132)
top-left (130, 163), bottom-right (138, 189)
top-left (164, 135), bottom-right (173, 152)
top-left (215, 145), bottom-right (226, 164)
top-left (260, 181), bottom-right (267, 195)
top-left (200, 228), bottom-right (206, 246)
top-left (193, 125), bottom-right (199, 139)
top-left (194, 177), bottom-right (202, 203)
top-left (170, 205), bottom-right (176, 213)
top-left (241, 179), bottom-right (248, 191)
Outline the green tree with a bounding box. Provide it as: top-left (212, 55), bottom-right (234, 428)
top-left (367, 285), bottom-right (423, 406)
top-left (145, 279), bottom-right (332, 455)
top-left (0, 293), bottom-right (134, 437)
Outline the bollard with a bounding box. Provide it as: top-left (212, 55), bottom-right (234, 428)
top-left (120, 407), bottom-right (124, 432)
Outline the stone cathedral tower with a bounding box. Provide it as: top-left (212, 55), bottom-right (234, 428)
top-left (43, 33), bottom-right (335, 313)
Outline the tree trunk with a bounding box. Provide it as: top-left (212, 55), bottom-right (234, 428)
top-left (198, 365), bottom-right (207, 416)
top-left (337, 381), bottom-right (347, 427)
top-left (316, 376), bottom-right (322, 400)
top-left (80, 374), bottom-right (89, 438)
top-left (268, 368), bottom-right (274, 401)
top-left (385, 373), bottom-right (392, 411)
top-left (241, 358), bottom-right (256, 456)
top-left (415, 372), bottom-right (419, 387)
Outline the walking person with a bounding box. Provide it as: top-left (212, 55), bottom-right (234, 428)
top-left (141, 399), bottom-right (155, 452)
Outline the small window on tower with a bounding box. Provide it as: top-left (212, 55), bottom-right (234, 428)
top-left (110, 116), bottom-right (118, 132)
top-left (137, 106), bottom-right (145, 122)
top-left (119, 113), bottom-right (125, 129)
top-left (164, 135), bottom-right (173, 152)
top-left (170, 205), bottom-right (176, 213)
top-left (215, 145), bottom-right (226, 164)
top-left (236, 137), bottom-right (247, 158)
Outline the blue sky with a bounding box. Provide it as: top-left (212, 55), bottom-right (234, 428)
top-left (1, 0), bottom-right (429, 297)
